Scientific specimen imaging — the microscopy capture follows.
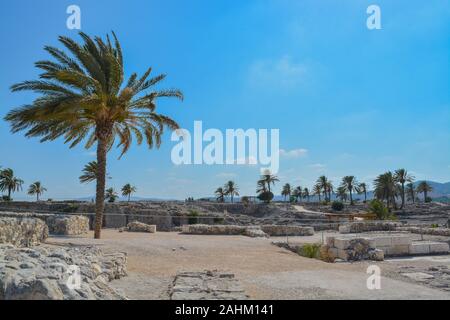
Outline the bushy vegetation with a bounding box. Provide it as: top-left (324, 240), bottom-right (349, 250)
top-left (188, 210), bottom-right (200, 225)
top-left (331, 201), bottom-right (344, 211)
top-left (257, 191), bottom-right (274, 203)
top-left (298, 243), bottom-right (321, 259)
top-left (368, 199), bottom-right (397, 220)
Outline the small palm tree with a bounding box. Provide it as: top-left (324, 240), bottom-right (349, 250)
top-left (340, 176), bottom-right (358, 205)
top-left (281, 183), bottom-right (292, 202)
top-left (394, 169), bottom-right (414, 209)
top-left (5, 32), bottom-right (183, 239)
top-left (256, 180), bottom-right (267, 194)
top-left (121, 183), bottom-right (136, 202)
top-left (356, 182), bottom-right (368, 203)
top-left (0, 168), bottom-right (24, 200)
top-left (293, 186), bottom-right (302, 203)
top-left (259, 171), bottom-right (279, 193)
top-left (416, 181), bottom-right (433, 202)
top-left (406, 182), bottom-right (416, 203)
top-left (374, 172), bottom-right (398, 210)
top-left (336, 186), bottom-right (348, 202)
top-left (28, 181), bottom-right (47, 201)
top-left (105, 188), bottom-right (118, 203)
top-left (215, 187), bottom-right (226, 203)
top-left (224, 181), bottom-right (239, 203)
top-left (303, 187), bottom-right (310, 202)
top-left (313, 183), bottom-right (322, 202)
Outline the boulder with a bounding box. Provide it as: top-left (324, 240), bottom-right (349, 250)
top-left (0, 218), bottom-right (48, 247)
top-left (126, 221), bottom-right (156, 233)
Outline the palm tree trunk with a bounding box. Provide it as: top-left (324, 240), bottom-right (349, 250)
top-left (364, 191), bottom-right (367, 203)
top-left (8, 188), bottom-right (11, 199)
top-left (349, 190), bottom-right (353, 205)
top-left (401, 183), bottom-right (405, 209)
top-left (94, 133), bottom-right (108, 239)
top-left (37, 193), bottom-right (39, 202)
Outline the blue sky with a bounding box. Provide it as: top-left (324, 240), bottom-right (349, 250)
top-left (0, 0), bottom-right (449, 200)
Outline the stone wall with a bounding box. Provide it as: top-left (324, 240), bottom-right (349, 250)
top-left (126, 221), bottom-right (156, 233)
top-left (261, 225), bottom-right (314, 236)
top-left (397, 226), bottom-right (450, 237)
top-left (339, 221), bottom-right (402, 234)
top-left (46, 215), bottom-right (89, 235)
top-left (0, 218), bottom-right (48, 247)
top-left (181, 224), bottom-right (247, 235)
top-left (324, 236), bottom-right (384, 261)
top-left (0, 245), bottom-right (127, 300)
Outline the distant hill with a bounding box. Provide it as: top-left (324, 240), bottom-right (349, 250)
top-left (414, 181), bottom-right (450, 198)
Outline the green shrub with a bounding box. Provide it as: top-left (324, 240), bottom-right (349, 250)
top-left (331, 201), bottom-right (344, 211)
top-left (298, 243), bottom-right (321, 259)
top-left (188, 210), bottom-right (200, 225)
top-left (62, 204), bottom-right (79, 213)
top-left (257, 191), bottom-right (274, 203)
top-left (431, 223), bottom-right (439, 228)
top-left (213, 217), bottom-right (224, 224)
top-left (368, 199), bottom-right (389, 220)
top-left (1, 196), bottom-right (11, 202)
top-left (425, 197), bottom-right (432, 203)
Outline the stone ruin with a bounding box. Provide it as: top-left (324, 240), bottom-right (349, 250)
top-left (181, 224), bottom-right (314, 238)
top-left (0, 216), bottom-right (128, 300)
top-left (338, 221), bottom-right (402, 234)
top-left (0, 217), bottom-right (48, 247)
top-left (0, 212), bottom-right (89, 236)
top-left (170, 270), bottom-right (248, 300)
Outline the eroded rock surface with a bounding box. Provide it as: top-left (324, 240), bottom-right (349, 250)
top-left (0, 245), bottom-right (127, 300)
top-left (170, 270), bottom-right (248, 300)
top-left (126, 221), bottom-right (156, 233)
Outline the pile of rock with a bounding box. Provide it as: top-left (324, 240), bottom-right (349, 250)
top-left (339, 221), bottom-right (401, 234)
top-left (181, 224), bottom-right (314, 238)
top-left (46, 215), bottom-right (89, 235)
top-left (0, 218), bottom-right (48, 247)
top-left (125, 221), bottom-right (156, 233)
top-left (324, 236), bottom-right (384, 262)
top-left (0, 244), bottom-right (127, 300)
top-left (170, 270), bottom-right (248, 300)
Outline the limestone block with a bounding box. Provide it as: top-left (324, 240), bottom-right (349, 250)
top-left (334, 238), bottom-right (351, 250)
top-left (391, 235), bottom-right (412, 246)
top-left (127, 221), bottom-right (156, 233)
top-left (384, 245), bottom-right (410, 256)
top-left (429, 242), bottom-right (449, 254)
top-left (409, 243), bottom-right (430, 255)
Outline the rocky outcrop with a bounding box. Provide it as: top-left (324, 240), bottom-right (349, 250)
top-left (170, 270), bottom-right (248, 300)
top-left (0, 218), bottom-right (48, 247)
top-left (181, 224), bottom-right (247, 235)
top-left (325, 236), bottom-right (384, 261)
top-left (126, 221), bottom-right (156, 233)
top-left (46, 215), bottom-right (89, 235)
top-left (0, 245), bottom-right (127, 300)
top-left (339, 221), bottom-right (401, 234)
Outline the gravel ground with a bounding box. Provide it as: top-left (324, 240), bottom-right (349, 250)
top-left (47, 230), bottom-right (450, 300)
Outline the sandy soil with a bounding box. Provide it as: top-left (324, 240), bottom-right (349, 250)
top-left (47, 230), bottom-right (450, 300)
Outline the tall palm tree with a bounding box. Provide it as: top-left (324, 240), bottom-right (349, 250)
top-left (303, 187), bottom-right (310, 202)
top-left (313, 183), bottom-right (322, 202)
top-left (215, 187), bottom-right (226, 203)
top-left (121, 183), bottom-right (136, 202)
top-left (416, 181), bottom-right (433, 202)
top-left (256, 180), bottom-right (267, 194)
top-left (293, 186), bottom-right (302, 203)
top-left (394, 169), bottom-right (414, 209)
top-left (356, 182), bottom-right (368, 203)
top-left (373, 172), bottom-right (398, 210)
top-left (336, 186), bottom-right (348, 202)
top-left (0, 168), bottom-right (24, 200)
top-left (406, 182), bottom-right (416, 203)
top-left (340, 176), bottom-right (358, 205)
top-left (259, 171), bottom-right (279, 193)
top-left (316, 176), bottom-right (329, 202)
top-left (28, 181), bottom-right (47, 201)
top-left (4, 32), bottom-right (183, 239)
top-left (281, 183), bottom-right (291, 202)
top-left (105, 187), bottom-right (118, 203)
top-left (326, 181), bottom-right (334, 201)
top-left (224, 181), bottom-right (239, 203)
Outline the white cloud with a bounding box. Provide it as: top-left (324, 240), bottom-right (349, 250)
top-left (248, 55), bottom-right (308, 89)
top-left (280, 148), bottom-right (308, 159)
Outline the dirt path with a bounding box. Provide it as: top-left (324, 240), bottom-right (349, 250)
top-left (48, 230), bottom-right (450, 300)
